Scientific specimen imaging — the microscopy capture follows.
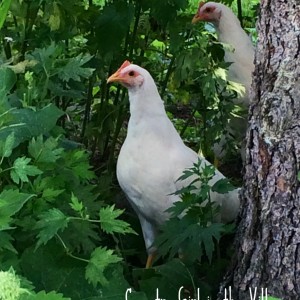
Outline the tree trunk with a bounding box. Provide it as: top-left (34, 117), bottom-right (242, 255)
top-left (218, 0), bottom-right (300, 299)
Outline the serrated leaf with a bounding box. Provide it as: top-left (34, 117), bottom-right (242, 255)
top-left (211, 178), bottom-right (236, 194)
top-left (0, 190), bottom-right (35, 229)
top-left (85, 247), bottom-right (122, 286)
top-left (99, 205), bottom-right (136, 235)
top-left (34, 208), bottom-right (69, 249)
top-left (0, 67), bottom-right (16, 98)
top-left (22, 290), bottom-right (71, 300)
top-left (10, 157), bottom-right (43, 184)
top-left (0, 132), bottom-right (15, 158)
top-left (64, 150), bottom-right (95, 181)
top-left (42, 188), bottom-right (64, 199)
top-left (200, 223), bottom-right (224, 263)
top-left (57, 53), bottom-right (94, 82)
top-left (0, 104), bottom-right (64, 148)
top-left (69, 193), bottom-right (83, 213)
top-left (0, 231), bottom-right (17, 253)
top-left (28, 136), bottom-right (63, 163)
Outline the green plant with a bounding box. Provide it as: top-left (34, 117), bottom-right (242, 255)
top-left (0, 0), bottom-right (260, 298)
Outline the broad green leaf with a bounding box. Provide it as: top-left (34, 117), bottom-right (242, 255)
top-left (0, 0), bottom-right (11, 29)
top-left (95, 1), bottom-right (134, 56)
top-left (22, 290), bottom-right (70, 300)
top-left (42, 188), bottom-right (65, 199)
top-left (214, 67), bottom-right (227, 81)
top-left (85, 247), bottom-right (122, 286)
top-left (0, 190), bottom-right (35, 229)
top-left (0, 104), bottom-right (64, 148)
top-left (28, 136), bottom-right (63, 163)
top-left (200, 223), bottom-right (224, 263)
top-left (0, 231), bottom-right (17, 253)
top-left (138, 259), bottom-right (193, 300)
top-left (34, 208), bottom-right (69, 249)
top-left (10, 157), bottom-right (43, 184)
top-left (94, 264), bottom-right (148, 300)
top-left (211, 178), bottom-right (236, 194)
top-left (21, 243), bottom-right (100, 299)
top-left (57, 53), bottom-right (94, 82)
top-left (0, 132), bottom-right (15, 158)
top-left (0, 67), bottom-right (16, 98)
top-left (150, 0), bottom-right (188, 26)
top-left (64, 150), bottom-right (95, 180)
top-left (99, 205), bottom-right (136, 235)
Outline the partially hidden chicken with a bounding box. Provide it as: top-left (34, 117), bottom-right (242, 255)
top-left (192, 1), bottom-right (254, 105)
top-left (192, 2), bottom-right (255, 161)
top-left (107, 61), bottom-right (240, 267)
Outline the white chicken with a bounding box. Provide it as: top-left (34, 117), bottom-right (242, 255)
top-left (192, 1), bottom-right (254, 104)
top-left (107, 61), bottom-right (240, 267)
top-left (192, 2), bottom-right (255, 161)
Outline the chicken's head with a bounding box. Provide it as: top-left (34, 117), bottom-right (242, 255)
top-left (107, 60), bottom-right (145, 89)
top-left (192, 2), bottom-right (222, 24)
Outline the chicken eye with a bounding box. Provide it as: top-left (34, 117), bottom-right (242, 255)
top-left (205, 8), bottom-right (211, 13)
top-left (128, 71), bottom-right (135, 76)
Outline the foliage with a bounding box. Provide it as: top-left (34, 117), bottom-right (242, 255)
top-left (0, 0), bottom-right (259, 299)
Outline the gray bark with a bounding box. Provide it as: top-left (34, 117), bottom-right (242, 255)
top-left (218, 0), bottom-right (300, 299)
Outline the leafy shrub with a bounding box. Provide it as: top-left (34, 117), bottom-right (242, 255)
top-left (0, 0), bottom-right (259, 298)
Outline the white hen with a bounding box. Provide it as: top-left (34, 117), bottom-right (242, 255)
top-left (192, 2), bottom-right (255, 161)
top-left (107, 61), bottom-right (240, 267)
top-left (192, 1), bottom-right (254, 105)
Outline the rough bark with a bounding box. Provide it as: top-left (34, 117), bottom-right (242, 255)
top-left (218, 0), bottom-right (300, 299)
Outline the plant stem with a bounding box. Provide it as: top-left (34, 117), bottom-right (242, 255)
top-left (160, 55), bottom-right (175, 97)
top-left (237, 0), bottom-right (243, 27)
top-left (81, 75), bottom-right (95, 140)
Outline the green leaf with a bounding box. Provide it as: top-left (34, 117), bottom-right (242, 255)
top-left (99, 205), bottom-right (136, 235)
top-left (0, 190), bottom-right (35, 230)
top-left (21, 243), bottom-right (100, 299)
top-left (200, 223), bottom-right (224, 263)
top-left (95, 1), bottom-right (134, 57)
top-left (0, 132), bottom-right (15, 158)
top-left (211, 178), bottom-right (236, 194)
top-left (0, 104), bottom-right (64, 148)
top-left (0, 0), bottom-right (11, 29)
top-left (85, 247), bottom-right (122, 286)
top-left (0, 67), bottom-right (16, 98)
top-left (138, 259), bottom-right (193, 300)
top-left (57, 53), bottom-right (94, 82)
top-left (64, 150), bottom-right (95, 181)
top-left (69, 193), bottom-right (83, 213)
top-left (10, 157), bottom-right (43, 184)
top-left (42, 188), bottom-right (65, 199)
top-left (34, 208), bottom-right (69, 249)
top-left (22, 290), bottom-right (71, 300)
top-left (0, 231), bottom-right (17, 253)
top-left (28, 136), bottom-right (64, 163)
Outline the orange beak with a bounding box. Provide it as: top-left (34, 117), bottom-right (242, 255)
top-left (192, 1), bottom-right (205, 24)
top-left (107, 72), bottom-right (123, 84)
top-left (192, 13), bottom-right (201, 24)
top-left (107, 60), bottom-right (131, 83)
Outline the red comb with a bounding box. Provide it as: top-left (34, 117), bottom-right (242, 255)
top-left (117, 60), bottom-right (131, 72)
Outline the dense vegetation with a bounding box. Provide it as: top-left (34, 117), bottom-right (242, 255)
top-left (0, 0), bottom-right (261, 299)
